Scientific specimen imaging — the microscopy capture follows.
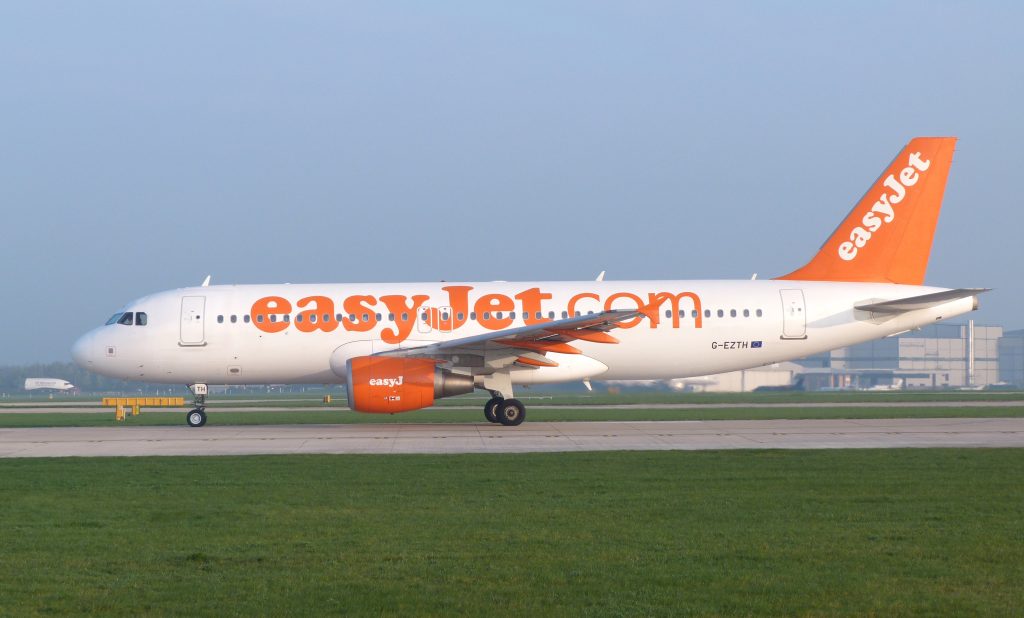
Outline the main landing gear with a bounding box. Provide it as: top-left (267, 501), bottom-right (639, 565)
top-left (186, 383), bottom-right (208, 427)
top-left (483, 395), bottom-right (526, 426)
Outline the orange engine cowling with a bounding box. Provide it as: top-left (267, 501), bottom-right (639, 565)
top-left (345, 356), bottom-right (475, 413)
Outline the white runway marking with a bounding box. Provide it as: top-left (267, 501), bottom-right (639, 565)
top-left (1, 418), bottom-right (1023, 458)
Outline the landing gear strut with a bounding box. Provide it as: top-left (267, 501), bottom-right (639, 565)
top-left (186, 383), bottom-right (208, 428)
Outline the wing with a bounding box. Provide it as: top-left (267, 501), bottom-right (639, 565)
top-left (378, 308), bottom-right (650, 370)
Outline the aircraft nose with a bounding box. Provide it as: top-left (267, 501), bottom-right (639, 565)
top-left (71, 332), bottom-right (95, 368)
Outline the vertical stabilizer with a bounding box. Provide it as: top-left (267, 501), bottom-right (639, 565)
top-left (777, 137), bottom-right (956, 285)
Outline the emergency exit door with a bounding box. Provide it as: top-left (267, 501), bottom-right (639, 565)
top-left (779, 289), bottom-right (807, 339)
top-left (180, 296), bottom-right (206, 345)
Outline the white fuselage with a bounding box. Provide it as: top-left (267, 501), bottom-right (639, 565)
top-left (71, 279), bottom-right (976, 387)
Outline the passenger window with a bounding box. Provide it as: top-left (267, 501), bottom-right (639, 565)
top-left (258, 315), bottom-right (265, 323)
top-left (442, 311), bottom-right (449, 320)
top-left (483, 312), bottom-right (491, 320)
top-left (136, 312), bottom-right (148, 326)
top-left (118, 312), bottom-right (134, 326)
top-left (230, 315), bottom-right (237, 323)
top-left (509, 312), bottom-right (515, 319)
top-left (269, 315), bottom-right (276, 323)
top-left (496, 312), bottom-right (503, 319)
top-left (362, 313), bottom-right (370, 322)
top-left (562, 311), bottom-right (568, 319)
top-left (324, 314), bottom-right (331, 322)
top-left (336, 314), bottom-right (343, 322)
top-left (283, 315), bottom-right (290, 322)
top-left (349, 314), bottom-right (356, 322)
top-left (548, 311), bottom-right (554, 319)
top-left (743, 309), bottom-right (749, 317)
top-left (704, 310), bottom-right (711, 318)
top-left (756, 309), bottom-right (763, 317)
top-left (217, 315), bottom-right (224, 324)
top-left (375, 313), bottom-right (382, 321)
top-left (692, 310), bottom-right (698, 318)
top-left (457, 313), bottom-right (464, 321)
top-left (402, 313), bottom-right (409, 321)
top-left (665, 310), bottom-right (671, 318)
top-left (730, 309), bottom-right (737, 318)
top-left (387, 313), bottom-right (395, 321)
top-left (296, 315), bottom-right (304, 323)
top-left (717, 310), bottom-right (724, 318)
top-left (244, 315), bottom-right (251, 323)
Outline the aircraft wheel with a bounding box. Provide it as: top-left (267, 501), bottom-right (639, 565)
top-left (496, 399), bottom-right (526, 426)
top-left (484, 397), bottom-right (503, 423)
top-left (186, 408), bottom-right (207, 427)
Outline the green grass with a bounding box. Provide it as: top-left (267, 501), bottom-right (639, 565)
top-left (1, 404), bottom-right (1023, 427)
top-left (5, 390), bottom-right (1024, 408)
top-left (1, 450), bottom-right (1021, 615)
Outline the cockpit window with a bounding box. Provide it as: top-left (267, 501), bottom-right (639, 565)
top-left (117, 312), bottom-right (135, 326)
top-left (105, 313), bottom-right (124, 325)
top-left (136, 312), bottom-right (148, 326)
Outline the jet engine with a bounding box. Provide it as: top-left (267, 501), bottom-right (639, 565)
top-left (345, 356), bottom-right (474, 413)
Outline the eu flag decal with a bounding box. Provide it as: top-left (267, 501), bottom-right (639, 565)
top-left (751, 341), bottom-right (763, 348)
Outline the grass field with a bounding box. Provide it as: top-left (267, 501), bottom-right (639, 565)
top-left (5, 389), bottom-right (1024, 407)
top-left (1, 449), bottom-right (1021, 615)
top-left (3, 391), bottom-right (1024, 428)
top-left (2, 404), bottom-right (1024, 428)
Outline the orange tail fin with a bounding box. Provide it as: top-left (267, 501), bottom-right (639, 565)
top-left (777, 137), bottom-right (957, 285)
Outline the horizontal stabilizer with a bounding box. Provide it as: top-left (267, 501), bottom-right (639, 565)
top-left (855, 288), bottom-right (989, 314)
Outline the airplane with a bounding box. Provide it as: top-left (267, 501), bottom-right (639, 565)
top-left (23, 378), bottom-right (76, 392)
top-left (72, 137), bottom-right (986, 427)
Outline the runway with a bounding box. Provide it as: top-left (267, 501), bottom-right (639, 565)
top-left (2, 417), bottom-right (1023, 458)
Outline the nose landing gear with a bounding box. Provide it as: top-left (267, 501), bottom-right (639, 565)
top-left (186, 383), bottom-right (208, 428)
top-left (187, 408), bottom-right (207, 427)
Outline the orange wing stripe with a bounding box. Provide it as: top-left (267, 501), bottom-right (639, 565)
top-left (516, 356), bottom-right (559, 367)
top-left (495, 339), bottom-right (582, 355)
top-left (546, 328), bottom-right (619, 344)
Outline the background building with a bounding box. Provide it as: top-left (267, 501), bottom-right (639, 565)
top-left (796, 322), bottom-right (1003, 389)
top-left (999, 329), bottom-right (1024, 386)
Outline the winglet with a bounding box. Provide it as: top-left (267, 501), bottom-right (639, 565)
top-left (777, 137), bottom-right (957, 285)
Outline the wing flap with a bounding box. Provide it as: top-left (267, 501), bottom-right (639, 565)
top-left (378, 308), bottom-right (649, 363)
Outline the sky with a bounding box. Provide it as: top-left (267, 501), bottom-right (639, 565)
top-left (0, 1), bottom-right (1021, 364)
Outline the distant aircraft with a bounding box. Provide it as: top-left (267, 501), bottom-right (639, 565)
top-left (24, 378), bottom-right (75, 392)
top-left (72, 137), bottom-right (985, 427)
top-left (604, 377), bottom-right (718, 391)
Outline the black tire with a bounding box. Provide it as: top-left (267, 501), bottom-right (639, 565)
top-left (484, 397), bottom-right (503, 423)
top-left (186, 408), bottom-right (207, 427)
top-left (496, 399), bottom-right (526, 426)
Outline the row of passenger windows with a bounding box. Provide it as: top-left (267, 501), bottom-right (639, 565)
top-left (214, 308), bottom-right (766, 324)
top-left (106, 312), bottom-right (148, 326)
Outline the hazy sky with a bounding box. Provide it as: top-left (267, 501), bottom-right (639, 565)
top-left (1, 2), bottom-right (1021, 364)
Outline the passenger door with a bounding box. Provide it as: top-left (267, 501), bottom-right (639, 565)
top-left (779, 289), bottom-right (807, 339)
top-left (180, 296), bottom-right (206, 345)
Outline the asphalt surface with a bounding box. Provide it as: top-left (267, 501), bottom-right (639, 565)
top-left (2, 417), bottom-right (1022, 457)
